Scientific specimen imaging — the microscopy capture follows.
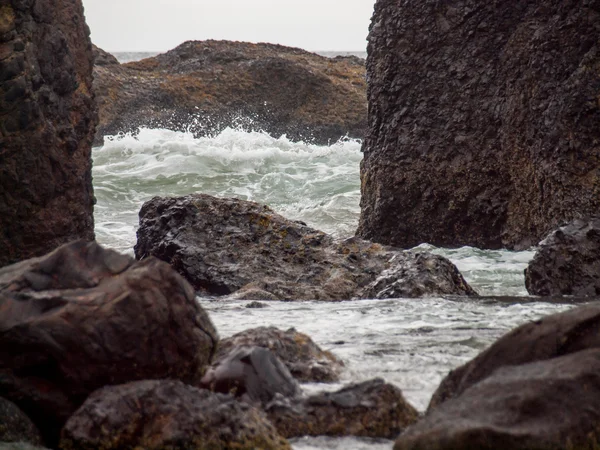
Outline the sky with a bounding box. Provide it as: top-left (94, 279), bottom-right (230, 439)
top-left (82, 0), bottom-right (376, 53)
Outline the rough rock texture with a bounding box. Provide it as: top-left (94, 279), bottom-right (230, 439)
top-left (0, 240), bottom-right (218, 445)
top-left (0, 445), bottom-right (49, 450)
top-left (215, 326), bottom-right (344, 383)
top-left (266, 379), bottom-right (419, 439)
top-left (429, 302), bottom-right (600, 410)
top-left (525, 216), bottom-right (600, 296)
top-left (0, 398), bottom-right (42, 445)
top-left (60, 380), bottom-right (291, 450)
top-left (0, 0), bottom-right (96, 267)
top-left (93, 40), bottom-right (366, 146)
top-left (358, 0), bottom-right (600, 250)
top-left (396, 349), bottom-right (600, 450)
top-left (91, 44), bottom-right (118, 66)
top-left (134, 194), bottom-right (477, 300)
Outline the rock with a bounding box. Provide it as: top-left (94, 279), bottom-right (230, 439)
top-left (357, 0), bottom-right (600, 251)
top-left (0, 445), bottom-right (49, 450)
top-left (0, 0), bottom-right (97, 267)
top-left (525, 216), bottom-right (600, 296)
top-left (395, 349), bottom-right (600, 450)
top-left (245, 300), bottom-right (269, 308)
top-left (93, 40), bottom-right (366, 146)
top-left (0, 240), bottom-right (218, 445)
top-left (215, 326), bottom-right (344, 383)
top-left (0, 398), bottom-right (42, 446)
top-left (134, 193), bottom-right (477, 300)
top-left (92, 44), bottom-right (119, 66)
top-left (200, 346), bottom-right (300, 404)
top-left (429, 302), bottom-right (600, 410)
top-left (60, 380), bottom-right (290, 450)
top-left (266, 379), bottom-right (419, 439)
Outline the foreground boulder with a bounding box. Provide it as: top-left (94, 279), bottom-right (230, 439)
top-left (358, 0), bottom-right (600, 250)
top-left (0, 240), bottom-right (218, 445)
top-left (0, 0), bottom-right (97, 267)
top-left (61, 380), bottom-right (290, 450)
top-left (0, 397), bottom-right (42, 445)
top-left (266, 379), bottom-right (419, 439)
top-left (525, 217), bottom-right (600, 296)
top-left (396, 349), bottom-right (600, 450)
top-left (134, 194), bottom-right (477, 300)
top-left (93, 40), bottom-right (366, 146)
top-left (216, 326), bottom-right (344, 382)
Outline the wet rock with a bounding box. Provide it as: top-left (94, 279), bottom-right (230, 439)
top-left (60, 380), bottom-right (290, 450)
top-left (0, 0), bottom-right (96, 267)
top-left (357, 0), bottom-right (600, 251)
top-left (134, 194), bottom-right (477, 300)
top-left (0, 240), bottom-right (218, 445)
top-left (200, 346), bottom-right (300, 404)
top-left (266, 379), bottom-right (419, 439)
top-left (396, 349), bottom-right (600, 450)
top-left (215, 326), bottom-right (344, 383)
top-left (245, 300), bottom-right (269, 308)
top-left (525, 216), bottom-right (600, 296)
top-left (92, 40), bottom-right (366, 146)
top-left (429, 302), bottom-right (600, 410)
top-left (0, 397), bottom-right (42, 445)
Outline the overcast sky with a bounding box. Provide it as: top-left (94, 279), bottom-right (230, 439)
top-left (82, 0), bottom-right (376, 53)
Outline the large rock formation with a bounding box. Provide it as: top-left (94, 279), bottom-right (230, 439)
top-left (357, 1), bottom-right (600, 250)
top-left (134, 194), bottom-right (477, 300)
top-left (0, 0), bottom-right (96, 267)
top-left (93, 40), bottom-right (366, 146)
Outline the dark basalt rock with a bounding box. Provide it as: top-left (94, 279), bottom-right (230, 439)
top-left (93, 40), bottom-right (366, 146)
top-left (357, 0), bottom-right (600, 251)
top-left (525, 216), bottom-right (600, 296)
top-left (266, 378), bottom-right (419, 439)
top-left (0, 397), bottom-right (42, 446)
top-left (215, 327), bottom-right (344, 383)
top-left (92, 44), bottom-right (119, 66)
top-left (134, 193), bottom-right (477, 300)
top-left (0, 0), bottom-right (97, 267)
top-left (0, 240), bottom-right (218, 446)
top-left (395, 349), bottom-right (600, 450)
top-left (60, 380), bottom-right (290, 450)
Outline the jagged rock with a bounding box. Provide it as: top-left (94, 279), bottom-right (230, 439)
top-left (200, 346), bottom-right (300, 404)
top-left (357, 0), bottom-right (600, 250)
top-left (266, 379), bottom-right (419, 439)
top-left (134, 194), bottom-right (477, 300)
top-left (60, 380), bottom-right (290, 450)
top-left (93, 40), bottom-right (366, 146)
top-left (395, 349), bottom-right (600, 450)
top-left (428, 302), bottom-right (600, 410)
top-left (0, 240), bottom-right (218, 445)
top-left (0, 398), bottom-right (42, 446)
top-left (92, 44), bottom-right (119, 66)
top-left (215, 327), bottom-right (344, 383)
top-left (0, 0), bottom-right (97, 267)
top-left (525, 217), bottom-right (600, 296)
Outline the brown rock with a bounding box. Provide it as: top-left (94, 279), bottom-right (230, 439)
top-left (357, 0), bottom-right (600, 250)
top-left (0, 240), bottom-right (218, 445)
top-left (0, 0), bottom-right (97, 267)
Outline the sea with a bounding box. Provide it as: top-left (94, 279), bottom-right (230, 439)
top-left (92, 52), bottom-right (575, 450)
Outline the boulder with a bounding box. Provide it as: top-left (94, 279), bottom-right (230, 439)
top-left (134, 194), bottom-right (477, 300)
top-left (0, 398), bottom-right (42, 446)
top-left (200, 346), bottom-right (300, 404)
top-left (357, 0), bottom-right (600, 250)
top-left (93, 40), bottom-right (366, 146)
top-left (0, 0), bottom-right (97, 267)
top-left (92, 44), bottom-right (119, 66)
top-left (525, 216), bottom-right (600, 296)
top-left (0, 240), bottom-right (218, 445)
top-left (395, 349), bottom-right (600, 450)
top-left (60, 380), bottom-right (290, 450)
top-left (266, 379), bottom-right (419, 439)
top-left (429, 302), bottom-right (600, 410)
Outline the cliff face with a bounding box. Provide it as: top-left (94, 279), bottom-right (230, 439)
top-left (0, 0), bottom-right (97, 266)
top-left (357, 0), bottom-right (600, 250)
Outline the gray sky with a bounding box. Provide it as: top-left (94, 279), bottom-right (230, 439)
top-left (82, 0), bottom-right (376, 53)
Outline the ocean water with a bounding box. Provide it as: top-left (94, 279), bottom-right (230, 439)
top-left (92, 127), bottom-right (573, 449)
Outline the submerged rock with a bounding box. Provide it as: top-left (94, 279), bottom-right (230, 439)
top-left (358, 0), bottom-right (600, 250)
top-left (0, 240), bottom-right (218, 445)
top-left (0, 397), bottom-right (42, 446)
top-left (93, 40), bottom-right (366, 146)
top-left (61, 380), bottom-right (290, 450)
top-left (0, 0), bottom-right (97, 267)
top-left (266, 379), bottom-right (419, 439)
top-left (134, 194), bottom-right (477, 300)
top-left (525, 216), bottom-right (600, 296)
